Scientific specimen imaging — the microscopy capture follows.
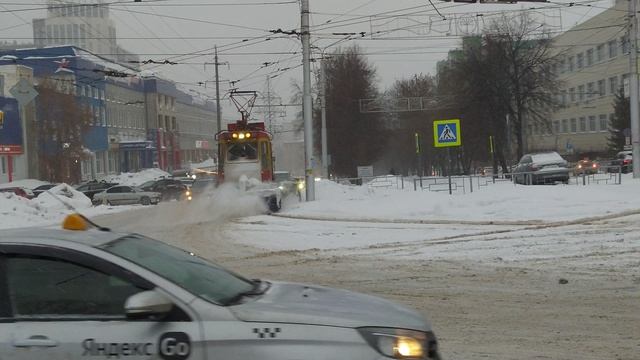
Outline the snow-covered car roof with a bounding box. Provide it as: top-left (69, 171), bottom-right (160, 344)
top-left (530, 152), bottom-right (565, 163)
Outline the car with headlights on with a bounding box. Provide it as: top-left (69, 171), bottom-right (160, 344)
top-left (574, 158), bottom-right (599, 175)
top-left (92, 185), bottom-right (161, 206)
top-left (0, 214), bottom-right (440, 360)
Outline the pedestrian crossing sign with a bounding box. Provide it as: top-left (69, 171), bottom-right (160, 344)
top-left (433, 119), bottom-right (461, 147)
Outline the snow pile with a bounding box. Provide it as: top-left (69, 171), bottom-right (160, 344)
top-left (100, 168), bottom-right (171, 187)
top-left (34, 183), bottom-right (92, 210)
top-left (282, 177), bottom-right (640, 223)
top-left (0, 183), bottom-right (136, 230)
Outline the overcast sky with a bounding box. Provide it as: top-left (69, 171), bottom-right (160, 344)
top-left (0, 0), bottom-right (614, 121)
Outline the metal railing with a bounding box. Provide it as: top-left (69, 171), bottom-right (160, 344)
top-left (334, 175), bottom-right (404, 190)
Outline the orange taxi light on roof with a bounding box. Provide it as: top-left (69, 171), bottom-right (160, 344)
top-left (62, 213), bottom-right (89, 231)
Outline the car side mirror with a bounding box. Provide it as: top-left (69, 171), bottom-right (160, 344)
top-left (124, 290), bottom-right (173, 318)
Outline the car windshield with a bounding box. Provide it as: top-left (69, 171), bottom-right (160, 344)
top-left (139, 180), bottom-right (156, 189)
top-left (102, 235), bottom-right (254, 305)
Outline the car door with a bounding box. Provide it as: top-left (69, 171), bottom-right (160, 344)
top-left (105, 186), bottom-right (122, 205)
top-left (120, 186), bottom-right (138, 205)
top-left (0, 245), bottom-right (204, 360)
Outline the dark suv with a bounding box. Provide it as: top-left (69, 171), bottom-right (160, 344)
top-left (75, 181), bottom-right (119, 200)
top-left (138, 178), bottom-right (188, 201)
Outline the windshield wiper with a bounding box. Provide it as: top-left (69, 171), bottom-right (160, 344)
top-left (223, 279), bottom-right (270, 306)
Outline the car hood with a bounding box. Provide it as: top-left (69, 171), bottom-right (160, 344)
top-left (229, 281), bottom-right (431, 331)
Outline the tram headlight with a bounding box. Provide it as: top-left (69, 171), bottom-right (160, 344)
top-left (245, 132), bottom-right (251, 138)
top-left (232, 133), bottom-right (238, 139)
top-left (238, 133), bottom-right (245, 139)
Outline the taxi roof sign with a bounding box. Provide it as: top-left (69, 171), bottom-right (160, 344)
top-left (433, 119), bottom-right (461, 147)
top-left (62, 213), bottom-right (89, 231)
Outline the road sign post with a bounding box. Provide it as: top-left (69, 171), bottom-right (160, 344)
top-left (433, 119), bottom-right (462, 195)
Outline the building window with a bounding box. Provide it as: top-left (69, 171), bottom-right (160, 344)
top-left (576, 53), bottom-right (584, 69)
top-left (553, 120), bottom-right (560, 134)
top-left (597, 79), bottom-right (605, 97)
top-left (559, 59), bottom-right (566, 73)
top-left (570, 118), bottom-right (577, 133)
top-left (96, 152), bottom-right (104, 174)
top-left (609, 40), bottom-right (618, 58)
top-left (609, 76), bottom-right (619, 94)
top-left (621, 34), bottom-right (630, 54)
top-left (561, 90), bottom-right (567, 106)
top-left (569, 87), bottom-right (576, 102)
top-left (596, 44), bottom-right (604, 62)
top-left (603, 114), bottom-right (611, 132)
top-left (1, 156), bottom-right (5, 174)
top-left (562, 119), bottom-right (569, 133)
top-left (578, 85), bottom-right (585, 101)
top-left (586, 49), bottom-right (593, 66)
top-left (579, 117), bottom-right (586, 132)
top-left (587, 82), bottom-right (595, 98)
top-left (568, 56), bottom-right (575, 72)
top-left (589, 116), bottom-right (597, 132)
top-left (158, 115), bottom-right (163, 128)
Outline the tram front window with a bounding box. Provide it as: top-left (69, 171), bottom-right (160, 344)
top-left (227, 142), bottom-right (258, 160)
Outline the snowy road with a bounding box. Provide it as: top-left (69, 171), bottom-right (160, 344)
top-left (93, 198), bottom-right (640, 360)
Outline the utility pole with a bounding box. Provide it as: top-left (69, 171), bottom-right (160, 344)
top-left (320, 57), bottom-right (328, 179)
top-left (301, 0), bottom-right (315, 200)
top-left (629, 0), bottom-right (640, 178)
top-left (214, 46), bottom-right (222, 135)
top-left (266, 75), bottom-right (273, 133)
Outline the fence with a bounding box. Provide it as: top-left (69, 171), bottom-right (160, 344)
top-left (334, 175), bottom-right (404, 190)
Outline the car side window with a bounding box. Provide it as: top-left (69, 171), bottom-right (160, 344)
top-left (107, 186), bottom-right (120, 193)
top-left (6, 256), bottom-right (145, 319)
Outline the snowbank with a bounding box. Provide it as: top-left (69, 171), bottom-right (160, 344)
top-left (282, 177), bottom-right (640, 223)
top-left (0, 183), bottom-right (135, 230)
top-left (100, 168), bottom-right (171, 187)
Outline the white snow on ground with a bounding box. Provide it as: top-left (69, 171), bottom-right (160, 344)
top-left (282, 177), bottom-right (640, 223)
top-left (100, 168), bottom-right (171, 187)
top-left (0, 183), bottom-right (136, 230)
top-left (221, 176), bottom-right (640, 268)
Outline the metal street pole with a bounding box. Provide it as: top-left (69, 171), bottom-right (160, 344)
top-left (320, 57), bottom-right (328, 179)
top-left (215, 46), bottom-right (223, 168)
top-left (629, 0), bottom-right (640, 178)
top-left (301, 0), bottom-right (315, 200)
top-left (215, 46), bottom-right (222, 135)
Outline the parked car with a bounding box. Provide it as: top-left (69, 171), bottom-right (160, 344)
top-left (574, 159), bottom-right (599, 175)
top-left (138, 178), bottom-right (188, 201)
top-left (32, 183), bottom-right (58, 197)
top-left (92, 185), bottom-right (161, 206)
top-left (513, 151), bottom-right (570, 185)
top-left (0, 187), bottom-right (33, 199)
top-left (608, 150), bottom-right (632, 173)
top-left (75, 181), bottom-right (119, 200)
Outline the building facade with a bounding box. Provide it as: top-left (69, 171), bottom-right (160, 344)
top-left (529, 0), bottom-right (633, 158)
top-left (0, 45), bottom-right (218, 184)
top-left (32, 0), bottom-right (138, 65)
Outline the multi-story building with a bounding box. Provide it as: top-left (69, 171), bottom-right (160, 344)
top-left (32, 0), bottom-right (138, 66)
top-left (0, 45), bottom-right (218, 183)
top-left (529, 0), bottom-right (632, 157)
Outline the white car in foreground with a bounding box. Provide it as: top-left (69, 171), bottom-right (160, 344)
top-left (0, 214), bottom-right (440, 360)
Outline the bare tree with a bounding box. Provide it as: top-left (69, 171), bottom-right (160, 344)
top-left (35, 77), bottom-right (93, 183)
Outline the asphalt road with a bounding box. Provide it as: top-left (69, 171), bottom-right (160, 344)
top-left (94, 200), bottom-right (640, 360)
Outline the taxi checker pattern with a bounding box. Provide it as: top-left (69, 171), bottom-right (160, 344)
top-left (253, 327), bottom-right (281, 339)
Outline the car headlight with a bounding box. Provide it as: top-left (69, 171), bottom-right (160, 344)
top-left (358, 327), bottom-right (438, 359)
